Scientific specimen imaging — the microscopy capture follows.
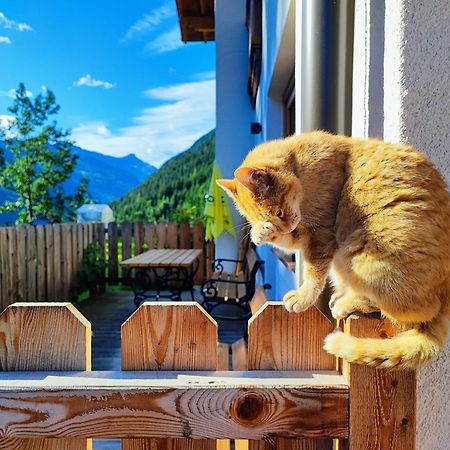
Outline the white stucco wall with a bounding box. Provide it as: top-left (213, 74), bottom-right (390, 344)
top-left (353, 1), bottom-right (450, 447)
top-left (215, 0), bottom-right (255, 263)
top-left (253, 0), bottom-right (297, 297)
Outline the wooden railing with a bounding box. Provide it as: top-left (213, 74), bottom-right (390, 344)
top-left (0, 301), bottom-right (416, 450)
top-left (0, 222), bottom-right (214, 310)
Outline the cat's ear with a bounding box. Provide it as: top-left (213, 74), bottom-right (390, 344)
top-left (216, 179), bottom-right (236, 197)
top-left (234, 166), bottom-right (271, 193)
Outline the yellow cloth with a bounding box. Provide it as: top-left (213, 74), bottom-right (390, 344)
top-left (204, 162), bottom-right (236, 241)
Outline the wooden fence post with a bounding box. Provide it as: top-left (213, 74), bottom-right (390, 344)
top-left (108, 222), bottom-right (118, 285)
top-left (344, 318), bottom-right (416, 450)
top-left (0, 302), bottom-right (92, 450)
top-left (122, 222), bottom-right (133, 282)
top-left (121, 301), bottom-right (218, 450)
top-left (248, 303), bottom-right (336, 450)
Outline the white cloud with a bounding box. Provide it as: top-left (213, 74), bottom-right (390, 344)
top-left (122, 1), bottom-right (174, 42)
top-left (0, 88), bottom-right (33, 98)
top-left (144, 26), bottom-right (183, 54)
top-left (74, 74), bottom-right (116, 89)
top-left (0, 114), bottom-right (16, 138)
top-left (72, 78), bottom-right (215, 167)
top-left (0, 36), bottom-right (11, 44)
top-left (192, 71), bottom-right (216, 81)
top-left (0, 12), bottom-right (32, 32)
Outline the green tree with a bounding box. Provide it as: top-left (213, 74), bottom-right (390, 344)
top-left (0, 83), bottom-right (88, 224)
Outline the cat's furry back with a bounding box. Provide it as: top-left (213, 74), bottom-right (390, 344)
top-left (217, 131), bottom-right (450, 370)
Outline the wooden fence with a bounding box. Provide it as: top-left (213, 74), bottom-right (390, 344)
top-left (0, 301), bottom-right (416, 450)
top-left (0, 222), bottom-right (214, 310)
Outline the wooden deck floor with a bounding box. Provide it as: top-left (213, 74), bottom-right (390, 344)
top-left (76, 288), bottom-right (246, 450)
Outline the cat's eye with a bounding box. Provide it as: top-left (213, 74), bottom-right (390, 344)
top-left (276, 209), bottom-right (284, 219)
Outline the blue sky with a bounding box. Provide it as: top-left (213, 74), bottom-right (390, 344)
top-left (0, 0), bottom-right (216, 166)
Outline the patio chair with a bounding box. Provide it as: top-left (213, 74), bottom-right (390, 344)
top-left (200, 241), bottom-right (267, 321)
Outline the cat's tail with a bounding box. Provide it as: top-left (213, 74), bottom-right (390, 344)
top-left (323, 313), bottom-right (449, 370)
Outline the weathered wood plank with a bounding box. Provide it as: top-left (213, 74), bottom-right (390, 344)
top-left (206, 240), bottom-right (214, 278)
top-left (45, 224), bottom-right (55, 301)
top-left (144, 223), bottom-right (156, 250)
top-left (121, 301), bottom-right (218, 450)
top-left (0, 302), bottom-right (92, 450)
top-left (166, 222), bottom-right (178, 249)
top-left (248, 302), bottom-right (335, 450)
top-left (53, 224), bottom-right (62, 300)
top-left (0, 371), bottom-right (349, 440)
top-left (345, 318), bottom-right (416, 450)
top-left (15, 227), bottom-right (26, 303)
top-left (107, 222), bottom-right (118, 284)
top-left (36, 226), bottom-right (46, 301)
top-left (122, 222), bottom-right (133, 281)
top-left (61, 225), bottom-right (71, 301)
top-left (179, 222), bottom-right (191, 249)
top-left (96, 223), bottom-right (106, 292)
top-left (25, 226), bottom-right (37, 302)
top-left (0, 228), bottom-right (9, 309)
top-left (134, 222), bottom-right (144, 255)
top-left (156, 223), bottom-right (167, 249)
top-left (71, 224), bottom-right (79, 298)
top-left (6, 227), bottom-right (17, 304)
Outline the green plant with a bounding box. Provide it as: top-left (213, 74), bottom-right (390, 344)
top-left (78, 242), bottom-right (106, 295)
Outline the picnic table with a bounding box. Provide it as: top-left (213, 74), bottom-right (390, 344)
top-left (121, 249), bottom-right (202, 306)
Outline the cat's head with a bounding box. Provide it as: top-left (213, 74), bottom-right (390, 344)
top-left (217, 166), bottom-right (302, 244)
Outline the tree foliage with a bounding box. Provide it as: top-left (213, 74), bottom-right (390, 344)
top-left (0, 83), bottom-right (89, 224)
top-left (112, 130), bottom-right (215, 223)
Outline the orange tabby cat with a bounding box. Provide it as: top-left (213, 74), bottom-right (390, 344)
top-left (217, 131), bottom-right (450, 370)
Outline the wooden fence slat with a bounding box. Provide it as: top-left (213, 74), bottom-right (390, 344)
top-left (166, 222), bottom-right (178, 249)
top-left (345, 318), bottom-right (416, 450)
top-left (121, 302), bottom-right (218, 450)
top-left (45, 224), bottom-right (55, 301)
top-left (107, 222), bottom-right (118, 285)
top-left (122, 222), bottom-right (133, 281)
top-left (83, 223), bottom-right (88, 251)
top-left (0, 228), bottom-right (8, 309)
top-left (6, 227), bottom-right (17, 304)
top-left (15, 227), bottom-right (26, 303)
top-left (134, 222), bottom-right (144, 255)
top-left (156, 223), bottom-right (167, 249)
top-left (53, 225), bottom-right (62, 301)
top-left (206, 240), bottom-right (215, 278)
top-left (96, 223), bottom-right (106, 292)
top-left (248, 303), bottom-right (335, 450)
top-left (26, 226), bottom-right (37, 302)
top-left (71, 224), bottom-right (79, 298)
top-left (0, 302), bottom-right (91, 449)
top-left (179, 222), bottom-right (191, 249)
top-left (62, 225), bottom-right (72, 301)
top-left (193, 222), bottom-right (205, 284)
top-left (144, 223), bottom-right (156, 249)
top-left (36, 226), bottom-right (46, 301)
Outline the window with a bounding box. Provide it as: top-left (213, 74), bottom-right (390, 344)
top-left (283, 74), bottom-right (295, 136)
top-left (246, 0), bottom-right (262, 108)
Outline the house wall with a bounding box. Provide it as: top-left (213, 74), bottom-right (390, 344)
top-left (253, 0), bottom-right (297, 298)
top-left (215, 0), bottom-right (255, 264)
top-left (353, 1), bottom-right (450, 447)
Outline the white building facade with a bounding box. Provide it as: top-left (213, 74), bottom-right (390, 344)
top-left (177, 1), bottom-right (449, 446)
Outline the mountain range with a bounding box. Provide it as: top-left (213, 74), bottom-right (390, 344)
top-left (0, 142), bottom-right (156, 224)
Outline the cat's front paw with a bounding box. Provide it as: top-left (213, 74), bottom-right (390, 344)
top-left (283, 288), bottom-right (315, 313)
top-left (251, 221), bottom-right (275, 245)
top-left (330, 295), bottom-right (378, 320)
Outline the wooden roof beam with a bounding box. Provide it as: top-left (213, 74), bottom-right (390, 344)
top-left (181, 15), bottom-right (214, 32)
